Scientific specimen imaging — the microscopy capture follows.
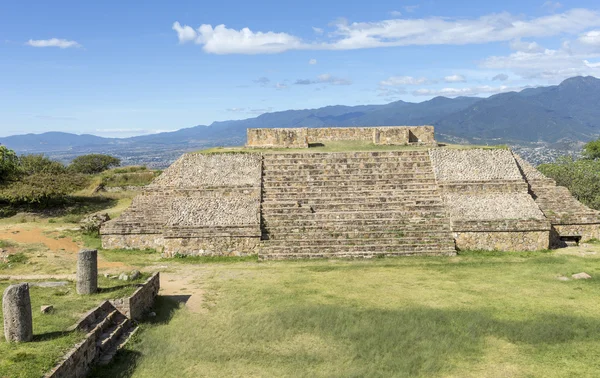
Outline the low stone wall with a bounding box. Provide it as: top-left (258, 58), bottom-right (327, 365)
top-left (246, 126), bottom-right (435, 148)
top-left (307, 127), bottom-right (375, 142)
top-left (45, 327), bottom-right (98, 378)
top-left (553, 224), bottom-right (600, 242)
top-left (46, 275), bottom-right (160, 377)
top-left (454, 231), bottom-right (550, 251)
top-left (162, 237), bottom-right (261, 257)
top-left (111, 273), bottom-right (160, 320)
top-left (102, 234), bottom-right (164, 250)
top-left (247, 128), bottom-right (308, 148)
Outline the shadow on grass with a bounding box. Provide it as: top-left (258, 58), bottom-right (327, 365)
top-left (97, 284), bottom-right (137, 293)
top-left (90, 349), bottom-right (142, 378)
top-left (33, 330), bottom-right (71, 342)
top-left (145, 295), bottom-right (184, 325)
top-left (218, 305), bottom-right (600, 376)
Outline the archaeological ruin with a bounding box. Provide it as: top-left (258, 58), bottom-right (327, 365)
top-left (100, 126), bottom-right (600, 259)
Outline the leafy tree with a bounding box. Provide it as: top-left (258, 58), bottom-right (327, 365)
top-left (538, 156), bottom-right (600, 210)
top-left (18, 154), bottom-right (66, 175)
top-left (69, 154), bottom-right (121, 174)
top-left (0, 146), bottom-right (19, 183)
top-left (582, 138), bottom-right (600, 160)
top-left (0, 173), bottom-right (89, 207)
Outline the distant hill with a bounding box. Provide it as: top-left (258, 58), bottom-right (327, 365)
top-left (1, 76), bottom-right (600, 161)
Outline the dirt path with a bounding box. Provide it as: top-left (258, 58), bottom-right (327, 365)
top-left (0, 225), bottom-right (129, 270)
top-left (158, 269), bottom-right (206, 313)
top-left (0, 224), bottom-right (205, 312)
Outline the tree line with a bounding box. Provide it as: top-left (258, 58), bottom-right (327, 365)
top-left (0, 146), bottom-right (120, 212)
top-left (537, 139), bottom-right (600, 210)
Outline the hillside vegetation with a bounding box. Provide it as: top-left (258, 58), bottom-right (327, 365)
top-left (538, 138), bottom-right (600, 210)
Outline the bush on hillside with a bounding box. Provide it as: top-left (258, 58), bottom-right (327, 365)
top-left (538, 156), bottom-right (600, 210)
top-left (69, 154), bottom-right (121, 174)
top-left (582, 138), bottom-right (600, 160)
top-left (0, 173), bottom-right (89, 207)
top-left (0, 146), bottom-right (19, 183)
top-left (18, 154), bottom-right (67, 175)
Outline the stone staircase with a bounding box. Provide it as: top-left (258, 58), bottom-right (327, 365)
top-left (81, 303), bottom-right (138, 367)
top-left (259, 151), bottom-right (456, 259)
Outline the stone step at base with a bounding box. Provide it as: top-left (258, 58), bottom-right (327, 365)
top-left (259, 248), bottom-right (457, 260)
top-left (262, 151), bottom-right (431, 160)
top-left (262, 183), bottom-right (441, 191)
top-left (264, 230), bottom-right (453, 240)
top-left (97, 325), bottom-right (139, 366)
top-left (96, 316), bottom-right (130, 355)
top-left (263, 210), bottom-right (449, 221)
top-left (262, 191), bottom-right (442, 201)
top-left (263, 218), bottom-right (453, 228)
top-left (262, 201), bottom-right (445, 213)
top-left (262, 174), bottom-right (436, 182)
top-left (260, 242), bottom-right (455, 252)
top-left (264, 237), bottom-right (454, 247)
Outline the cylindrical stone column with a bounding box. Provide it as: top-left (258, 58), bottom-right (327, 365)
top-left (77, 249), bottom-right (98, 294)
top-left (3, 283), bottom-right (33, 342)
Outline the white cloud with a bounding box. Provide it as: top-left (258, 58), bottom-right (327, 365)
top-left (480, 46), bottom-right (600, 80)
top-left (542, 1), bottom-right (562, 11)
top-left (254, 77), bottom-right (271, 86)
top-left (309, 58), bottom-right (317, 65)
top-left (380, 76), bottom-right (429, 86)
top-left (172, 22), bottom-right (303, 54)
top-left (492, 73), bottom-right (509, 81)
top-left (404, 5), bottom-right (419, 13)
top-left (173, 9), bottom-right (600, 54)
top-left (295, 73), bottom-right (352, 86)
top-left (26, 38), bottom-right (80, 48)
top-left (172, 22), bottom-right (197, 43)
top-left (275, 82), bottom-right (288, 89)
top-left (390, 10), bottom-right (402, 17)
top-left (510, 39), bottom-right (545, 53)
top-left (444, 74), bottom-right (466, 83)
top-left (227, 107), bottom-right (246, 112)
top-left (312, 27), bottom-right (324, 34)
top-left (413, 85), bottom-right (523, 97)
top-left (583, 60), bottom-right (600, 68)
top-left (579, 30), bottom-right (600, 46)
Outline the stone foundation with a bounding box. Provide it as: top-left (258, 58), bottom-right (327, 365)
top-left (246, 126), bottom-right (435, 148)
top-left (553, 224), bottom-right (600, 242)
top-left (162, 237), bottom-right (260, 257)
top-left (101, 234), bottom-right (165, 251)
top-left (454, 231), bottom-right (550, 251)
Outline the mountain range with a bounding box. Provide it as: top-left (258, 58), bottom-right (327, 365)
top-left (1, 76), bottom-right (599, 166)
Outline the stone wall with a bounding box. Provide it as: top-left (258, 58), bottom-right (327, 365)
top-left (431, 148), bottom-right (551, 251)
top-left (246, 128), bottom-right (308, 148)
top-left (150, 153), bottom-right (262, 188)
top-left (430, 149), bottom-right (523, 182)
top-left (307, 127), bottom-right (375, 142)
top-left (553, 224), bottom-right (600, 242)
top-left (101, 153), bottom-right (262, 256)
top-left (246, 126), bottom-right (435, 148)
top-left (111, 273), bottom-right (160, 320)
top-left (454, 231), bottom-right (550, 251)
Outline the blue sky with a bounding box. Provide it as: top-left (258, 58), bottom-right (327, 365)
top-left (1, 0), bottom-right (600, 137)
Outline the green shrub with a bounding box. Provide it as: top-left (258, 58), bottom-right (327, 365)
top-left (0, 146), bottom-right (19, 184)
top-left (538, 156), bottom-right (600, 210)
top-left (0, 173), bottom-right (89, 208)
top-left (18, 154), bottom-right (66, 175)
top-left (69, 154), bottom-right (121, 174)
top-left (583, 138), bottom-right (600, 160)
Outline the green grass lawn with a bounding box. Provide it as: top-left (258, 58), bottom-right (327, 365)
top-left (93, 250), bottom-right (600, 378)
top-left (0, 276), bottom-right (147, 378)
